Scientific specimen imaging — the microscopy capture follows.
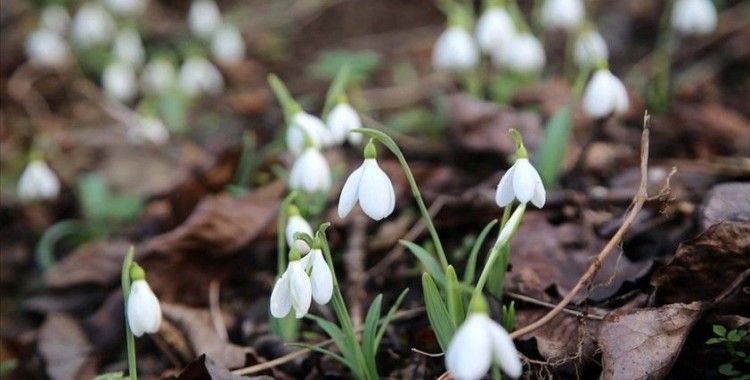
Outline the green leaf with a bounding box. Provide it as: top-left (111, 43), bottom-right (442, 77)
top-left (93, 372), bottom-right (127, 380)
top-left (401, 240), bottom-right (445, 283)
top-left (718, 363), bottom-right (739, 376)
top-left (501, 302), bottom-right (516, 331)
top-left (362, 294), bottom-right (383, 373)
top-left (288, 343), bottom-right (349, 367)
top-left (307, 50), bottom-right (381, 85)
top-left (422, 272), bottom-right (455, 351)
top-left (269, 313), bottom-right (299, 341)
top-left (322, 66), bottom-right (351, 118)
top-left (706, 337), bottom-right (723, 345)
top-left (374, 289), bottom-right (409, 350)
top-left (714, 325), bottom-right (728, 337)
top-left (464, 219), bottom-right (498, 284)
top-left (445, 265), bottom-right (465, 327)
top-left (727, 329), bottom-right (743, 342)
top-left (307, 314), bottom-right (355, 366)
top-left (535, 105), bottom-right (574, 188)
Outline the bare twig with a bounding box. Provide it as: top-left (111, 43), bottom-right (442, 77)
top-left (208, 281), bottom-right (228, 341)
top-left (509, 112), bottom-right (652, 339)
top-left (504, 292), bottom-right (605, 321)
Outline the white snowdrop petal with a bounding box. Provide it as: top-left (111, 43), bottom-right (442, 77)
top-left (113, 29), bottom-right (145, 68)
top-left (446, 315), bottom-right (493, 380)
top-left (541, 0), bottom-right (584, 30)
top-left (672, 0), bottom-right (717, 35)
top-left (357, 160), bottom-right (395, 220)
top-left (103, 61), bottom-right (138, 102)
top-left (338, 164), bottom-right (365, 218)
top-left (25, 28), bottom-right (70, 69)
top-left (475, 7), bottom-right (514, 53)
top-left (327, 103), bottom-right (361, 145)
top-left (189, 0), bottom-right (222, 39)
top-left (18, 161), bottom-right (60, 202)
top-left (270, 272), bottom-right (292, 318)
top-left (127, 280), bottom-right (162, 337)
top-left (496, 34), bottom-right (545, 73)
top-left (140, 59), bottom-right (176, 95)
top-left (310, 250), bottom-right (333, 304)
top-left (40, 5), bottom-right (70, 34)
top-left (433, 27), bottom-right (479, 71)
top-left (582, 70), bottom-right (628, 118)
top-left (495, 165), bottom-right (516, 207)
top-left (511, 159), bottom-right (536, 203)
top-left (612, 78), bottom-right (630, 116)
top-left (486, 318), bottom-right (523, 378)
top-left (211, 24), bottom-right (245, 65)
top-left (286, 215), bottom-right (313, 254)
top-left (288, 262), bottom-right (312, 318)
top-left (72, 3), bottom-right (115, 48)
top-left (574, 30), bottom-right (609, 69)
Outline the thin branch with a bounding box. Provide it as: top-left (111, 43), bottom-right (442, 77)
top-left (504, 292), bottom-right (605, 321)
top-left (208, 281), bottom-right (228, 341)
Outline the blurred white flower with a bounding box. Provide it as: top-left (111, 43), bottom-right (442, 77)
top-left (17, 160), bottom-right (60, 202)
top-left (128, 116), bottom-right (169, 145)
top-left (299, 249), bottom-right (333, 305)
top-left (326, 102), bottom-right (362, 145)
top-left (127, 278), bottom-right (162, 337)
top-left (496, 158), bottom-right (545, 208)
top-left (140, 58), bottom-right (176, 95)
top-left (286, 112), bottom-right (331, 156)
top-left (25, 28), bottom-right (70, 69)
top-left (72, 3), bottom-right (116, 48)
top-left (40, 5), bottom-right (70, 34)
top-left (103, 60), bottom-right (138, 102)
top-left (446, 314), bottom-right (522, 380)
top-left (338, 142), bottom-right (395, 221)
top-left (582, 69), bottom-right (629, 118)
top-left (540, 0), bottom-right (585, 30)
top-left (178, 56), bottom-right (224, 96)
top-left (494, 33), bottom-right (545, 73)
top-left (475, 7), bottom-right (515, 53)
top-left (432, 27), bottom-right (479, 72)
top-left (211, 24), bottom-right (245, 65)
top-left (671, 0), bottom-right (717, 36)
top-left (113, 28), bottom-right (145, 68)
top-left (289, 147), bottom-right (332, 193)
top-left (188, 0), bottom-right (222, 39)
top-left (270, 259), bottom-right (311, 319)
top-left (573, 29), bottom-right (609, 69)
top-left (103, 0), bottom-right (148, 17)
top-left (286, 213), bottom-right (313, 254)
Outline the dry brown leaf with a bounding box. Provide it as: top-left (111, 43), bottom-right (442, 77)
top-left (515, 309), bottom-right (600, 367)
top-left (598, 302), bottom-right (704, 380)
top-left (171, 354), bottom-right (272, 380)
top-left (699, 182), bottom-right (750, 230)
top-left (673, 103), bottom-right (750, 158)
top-left (37, 313), bottom-right (98, 380)
top-left (45, 240), bottom-right (132, 289)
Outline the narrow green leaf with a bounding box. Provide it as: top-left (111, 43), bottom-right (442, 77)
top-left (422, 273), bottom-right (455, 351)
top-left (713, 325), bottom-right (727, 337)
top-left (288, 343), bottom-right (349, 367)
top-left (706, 337), bottom-right (722, 345)
top-left (362, 294), bottom-right (383, 372)
top-left (464, 219), bottom-right (498, 284)
top-left (307, 314), bottom-right (354, 363)
top-left (445, 266), bottom-right (465, 326)
top-left (322, 65), bottom-right (351, 118)
top-left (535, 105), bottom-right (573, 188)
top-left (374, 289), bottom-right (409, 350)
top-left (401, 240), bottom-right (444, 283)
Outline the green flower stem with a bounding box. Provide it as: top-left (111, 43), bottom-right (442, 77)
top-left (35, 219), bottom-right (96, 270)
top-left (322, 66), bottom-right (350, 118)
top-left (352, 128), bottom-right (449, 270)
top-left (486, 204), bottom-right (513, 296)
top-left (267, 74), bottom-right (301, 123)
top-left (276, 192), bottom-right (299, 275)
top-left (647, 0), bottom-right (677, 113)
top-left (121, 246), bottom-right (137, 380)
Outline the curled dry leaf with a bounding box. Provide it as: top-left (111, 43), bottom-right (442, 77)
top-left (651, 221), bottom-right (750, 305)
top-left (38, 313), bottom-right (98, 380)
top-left (699, 182), bottom-right (750, 230)
top-left (172, 354), bottom-right (272, 380)
top-left (515, 309), bottom-right (600, 368)
top-left (598, 302), bottom-right (704, 380)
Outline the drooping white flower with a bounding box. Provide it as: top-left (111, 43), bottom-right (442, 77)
top-left (40, 5), bottom-right (70, 34)
top-left (285, 211), bottom-right (314, 254)
top-left (493, 33), bottom-right (545, 73)
top-left (326, 102), bottom-right (363, 145)
top-left (432, 27), bottom-right (479, 72)
top-left (188, 0), bottom-right (222, 39)
top-left (103, 0), bottom-right (148, 17)
top-left (270, 259), bottom-right (312, 319)
top-left (113, 28), bottom-right (145, 68)
top-left (573, 29), bottom-right (609, 69)
top-left (127, 278), bottom-right (162, 337)
top-left (299, 249), bottom-right (333, 305)
top-left (540, 0), bottom-right (585, 30)
top-left (17, 160), bottom-right (60, 202)
top-left (446, 313), bottom-right (523, 380)
top-left (140, 58), bottom-right (176, 95)
top-left (671, 0), bottom-right (717, 36)
top-left (286, 112), bottom-right (331, 156)
top-left (25, 28), bottom-right (70, 69)
top-left (72, 3), bottom-right (116, 48)
top-left (211, 24), bottom-right (245, 65)
top-left (475, 7), bottom-right (515, 53)
top-left (338, 142), bottom-right (396, 221)
top-left (128, 116), bottom-right (169, 145)
top-left (103, 61), bottom-right (138, 102)
top-left (496, 158), bottom-right (545, 208)
top-left (581, 69), bottom-right (629, 118)
top-left (178, 56), bottom-right (224, 96)
top-left (289, 146), bottom-right (331, 193)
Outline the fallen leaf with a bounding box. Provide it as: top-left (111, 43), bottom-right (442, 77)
top-left (651, 221), bottom-right (750, 305)
top-left (38, 313), bottom-right (98, 380)
top-left (672, 103), bottom-right (750, 158)
top-left (699, 182), bottom-right (750, 231)
top-left (45, 240), bottom-right (132, 289)
top-left (598, 302), bottom-right (704, 380)
top-left (171, 354), bottom-right (272, 380)
top-left (515, 309), bottom-right (600, 368)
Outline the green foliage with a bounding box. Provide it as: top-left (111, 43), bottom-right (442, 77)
top-left (307, 50), bottom-right (381, 85)
top-left (401, 240), bottom-right (445, 284)
top-left (79, 173), bottom-right (143, 224)
top-left (535, 105), bottom-right (574, 188)
top-left (94, 372), bottom-right (127, 380)
top-left (422, 273), bottom-right (455, 351)
top-left (445, 265), bottom-right (465, 327)
top-left (463, 219), bottom-right (498, 284)
top-left (501, 302), bottom-right (516, 331)
top-left (489, 72), bottom-right (537, 104)
top-left (0, 359), bottom-right (17, 376)
top-left (385, 106), bottom-right (449, 137)
top-left (707, 324), bottom-right (749, 379)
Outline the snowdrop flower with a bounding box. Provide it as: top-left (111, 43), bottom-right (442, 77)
top-left (496, 130), bottom-right (545, 208)
top-left (72, 3), bottom-right (115, 48)
top-left (40, 5), bottom-right (70, 34)
top-left (540, 0), bottom-right (584, 30)
top-left (113, 28), bottom-right (145, 68)
top-left (211, 24), bottom-right (245, 65)
top-left (103, 61), bottom-right (138, 102)
top-left (103, 0), bottom-right (148, 16)
top-left (126, 264), bottom-right (162, 337)
top-left (446, 311), bottom-right (522, 379)
top-left (581, 69), bottom-right (629, 118)
top-left (286, 112), bottom-right (331, 156)
top-left (178, 56), bottom-right (224, 96)
top-left (494, 33), bottom-right (545, 73)
top-left (432, 27), bottom-right (479, 72)
top-left (573, 29), bottom-right (609, 69)
top-left (25, 29), bottom-right (70, 69)
top-left (285, 206), bottom-right (314, 254)
top-left (299, 248), bottom-right (333, 305)
top-left (140, 58), bottom-right (176, 95)
top-left (671, 0), bottom-right (717, 36)
top-left (289, 146), bottom-right (331, 193)
top-left (188, 0), bottom-right (222, 39)
top-left (338, 141), bottom-right (395, 221)
top-left (17, 159), bottom-right (60, 202)
top-left (475, 7), bottom-right (515, 53)
top-left (326, 102), bottom-right (363, 145)
top-left (128, 116), bottom-right (169, 145)
top-left (270, 253), bottom-right (312, 319)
